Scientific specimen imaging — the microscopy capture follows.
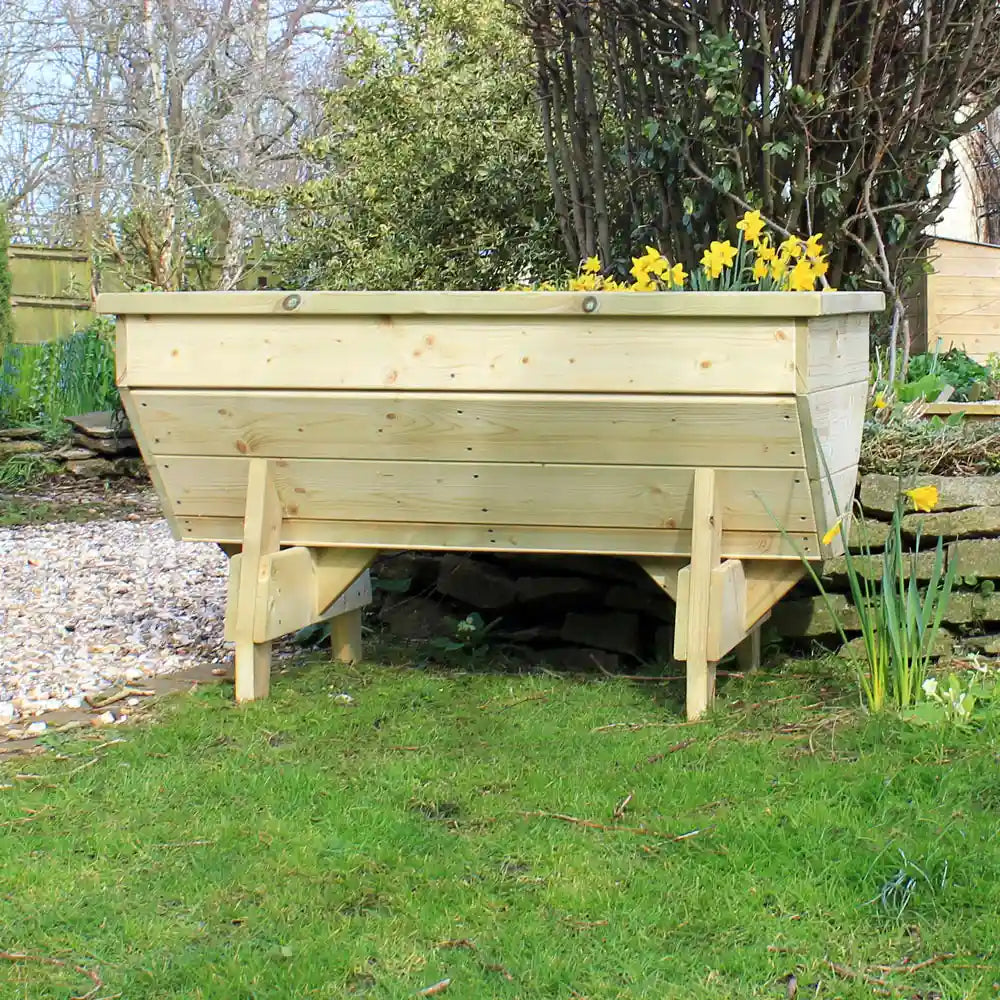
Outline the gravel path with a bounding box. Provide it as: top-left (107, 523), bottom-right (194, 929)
top-left (0, 515), bottom-right (234, 721)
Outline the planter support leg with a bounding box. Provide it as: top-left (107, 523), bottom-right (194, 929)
top-left (233, 458), bottom-right (282, 702)
top-left (682, 468), bottom-right (722, 720)
top-left (331, 610), bottom-right (363, 664)
top-left (735, 626), bottom-right (762, 673)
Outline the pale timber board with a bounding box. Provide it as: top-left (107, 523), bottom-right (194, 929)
top-left (796, 380), bottom-right (868, 482)
top-left (118, 314), bottom-right (800, 394)
top-left (118, 387), bottom-right (182, 536)
top-left (926, 239), bottom-right (1000, 278)
top-left (809, 465), bottom-right (860, 556)
top-left (922, 325), bottom-right (1000, 359)
top-left (795, 314), bottom-right (871, 394)
top-left (130, 389), bottom-right (805, 468)
top-left (154, 457), bottom-right (818, 532)
top-left (927, 277), bottom-right (1000, 304)
top-left (98, 289), bottom-right (884, 319)
top-left (176, 515), bottom-right (820, 560)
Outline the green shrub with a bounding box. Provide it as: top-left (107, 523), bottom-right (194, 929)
top-left (0, 317), bottom-right (118, 430)
top-left (273, 0), bottom-right (565, 291)
top-left (0, 213), bottom-right (14, 352)
top-left (897, 347), bottom-right (990, 402)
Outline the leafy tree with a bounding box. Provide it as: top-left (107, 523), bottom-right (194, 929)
top-left (521, 0), bottom-right (1000, 371)
top-left (0, 209), bottom-right (14, 351)
top-left (275, 0), bottom-right (565, 291)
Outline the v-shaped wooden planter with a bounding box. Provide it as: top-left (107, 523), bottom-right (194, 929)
top-left (98, 288), bottom-right (884, 719)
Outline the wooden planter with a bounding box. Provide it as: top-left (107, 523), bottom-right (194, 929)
top-left (97, 289), bottom-right (884, 719)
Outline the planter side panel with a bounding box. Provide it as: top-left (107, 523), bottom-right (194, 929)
top-left (175, 515), bottom-right (819, 560)
top-left (118, 314), bottom-right (799, 395)
top-left (129, 389), bottom-right (804, 468)
top-left (796, 313), bottom-right (870, 550)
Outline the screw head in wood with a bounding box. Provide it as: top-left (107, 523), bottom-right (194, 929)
top-left (582, 295), bottom-right (599, 314)
top-left (282, 293), bottom-right (302, 311)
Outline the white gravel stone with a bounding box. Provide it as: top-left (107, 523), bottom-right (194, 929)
top-left (0, 517), bottom-right (235, 711)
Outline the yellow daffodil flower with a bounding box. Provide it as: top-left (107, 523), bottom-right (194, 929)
top-left (788, 258), bottom-right (817, 291)
top-left (568, 273), bottom-right (598, 291)
top-left (710, 240), bottom-right (739, 267)
top-left (737, 210), bottom-right (766, 245)
top-left (779, 235), bottom-right (804, 259)
top-left (822, 518), bottom-right (843, 546)
top-left (670, 262), bottom-right (687, 287)
top-left (804, 233), bottom-right (824, 258)
top-left (630, 258), bottom-right (650, 284)
top-left (770, 254), bottom-right (790, 281)
top-left (758, 241), bottom-right (777, 262)
top-left (700, 248), bottom-right (723, 280)
top-left (873, 392), bottom-right (887, 410)
top-left (752, 257), bottom-right (770, 281)
top-left (904, 485), bottom-right (939, 512)
top-left (582, 256), bottom-right (601, 274)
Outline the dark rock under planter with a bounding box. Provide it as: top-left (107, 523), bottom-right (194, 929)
top-left (437, 554), bottom-right (517, 610)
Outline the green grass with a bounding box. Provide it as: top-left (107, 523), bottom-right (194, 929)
top-left (1, 656), bottom-right (998, 999)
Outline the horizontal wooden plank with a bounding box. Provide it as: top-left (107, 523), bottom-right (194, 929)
top-left (921, 401), bottom-right (1000, 419)
top-left (155, 457), bottom-right (819, 533)
top-left (119, 314), bottom-right (800, 394)
top-left (923, 324), bottom-right (1000, 358)
top-left (130, 390), bottom-right (805, 467)
top-left (927, 277), bottom-right (1000, 303)
top-left (928, 239), bottom-right (1000, 278)
top-left (98, 289), bottom-right (885, 319)
top-left (177, 515), bottom-right (820, 560)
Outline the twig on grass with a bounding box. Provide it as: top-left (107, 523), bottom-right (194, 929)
top-left (84, 687), bottom-right (154, 710)
top-left (522, 810), bottom-right (713, 842)
top-left (637, 737), bottom-right (698, 769)
top-left (417, 978), bottom-right (451, 996)
top-left (0, 949), bottom-right (103, 999)
top-left (592, 719), bottom-right (702, 733)
top-left (612, 791), bottom-right (633, 820)
top-left (826, 960), bottom-right (887, 987)
top-left (873, 953), bottom-right (957, 974)
top-left (483, 963), bottom-right (514, 981)
top-left (479, 690), bottom-right (552, 710)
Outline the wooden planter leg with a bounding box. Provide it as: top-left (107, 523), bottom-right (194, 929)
top-left (233, 459), bottom-right (282, 702)
top-left (685, 468), bottom-right (722, 720)
top-left (331, 610), bottom-right (363, 664)
top-left (735, 626), bottom-right (762, 673)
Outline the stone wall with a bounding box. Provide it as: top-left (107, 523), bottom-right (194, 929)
top-left (772, 473), bottom-right (1000, 658)
top-left (0, 411), bottom-right (144, 479)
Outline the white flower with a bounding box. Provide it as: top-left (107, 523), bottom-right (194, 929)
top-left (922, 677), bottom-right (938, 698)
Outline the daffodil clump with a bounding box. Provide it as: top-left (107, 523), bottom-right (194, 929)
top-left (511, 210), bottom-right (832, 293)
top-left (793, 481), bottom-right (955, 715)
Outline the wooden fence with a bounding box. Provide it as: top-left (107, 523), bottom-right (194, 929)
top-left (8, 244), bottom-right (93, 344)
top-left (6, 243), bottom-right (277, 344)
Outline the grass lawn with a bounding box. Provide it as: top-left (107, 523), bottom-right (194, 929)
top-left (1, 653), bottom-right (997, 999)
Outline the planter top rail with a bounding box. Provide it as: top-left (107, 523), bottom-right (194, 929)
top-left (97, 289), bottom-right (885, 319)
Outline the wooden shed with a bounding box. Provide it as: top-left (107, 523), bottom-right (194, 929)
top-left (910, 237), bottom-right (1000, 359)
